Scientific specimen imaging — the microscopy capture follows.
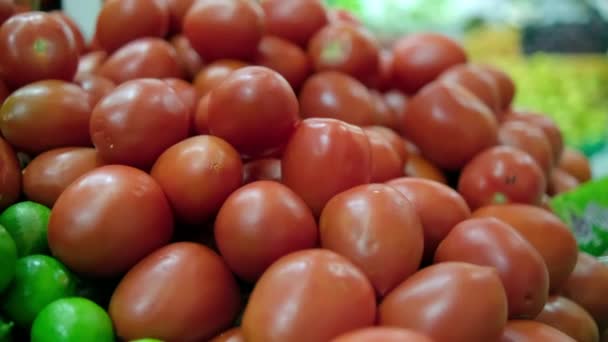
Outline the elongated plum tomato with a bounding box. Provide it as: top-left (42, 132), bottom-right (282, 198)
top-left (261, 0), bottom-right (328, 47)
top-left (207, 66), bottom-right (299, 158)
top-left (392, 33), bottom-right (468, 94)
top-left (299, 71), bottom-right (375, 126)
top-left (150, 136), bottom-right (243, 225)
top-left (402, 81), bottom-right (498, 170)
top-left (501, 320), bottom-right (578, 342)
top-left (364, 129), bottom-right (404, 182)
top-left (22, 147), bottom-right (104, 208)
top-left (215, 181), bottom-right (318, 281)
top-left (0, 80), bottom-right (93, 154)
top-left (48, 165), bottom-right (174, 277)
top-left (549, 168), bottom-right (579, 195)
top-left (282, 118), bottom-right (372, 216)
top-left (320, 184), bottom-right (423, 296)
top-left (364, 126), bottom-right (408, 164)
top-left (0, 12), bottom-right (78, 88)
top-left (99, 38), bottom-right (183, 84)
top-left (242, 249), bottom-right (376, 342)
top-left (183, 0), bottom-right (264, 61)
top-left (242, 158), bottom-right (281, 184)
top-left (75, 74), bottom-right (116, 107)
top-left (403, 154), bottom-right (448, 184)
top-left (439, 64), bottom-right (502, 115)
top-left (50, 11), bottom-right (86, 54)
top-left (210, 328), bottom-right (244, 342)
top-left (95, 0), bottom-right (169, 53)
top-left (0, 136), bottom-right (20, 211)
top-left (90, 79), bottom-right (190, 169)
top-left (75, 51), bottom-right (108, 78)
top-left (458, 146), bottom-right (547, 210)
top-left (379, 262), bottom-right (508, 342)
top-left (170, 34), bottom-right (204, 80)
top-left (109, 242), bottom-right (240, 342)
top-left (330, 327), bottom-right (434, 342)
top-left (435, 217), bottom-right (549, 319)
top-left (193, 59), bottom-right (248, 98)
top-left (254, 35), bottom-right (311, 90)
top-left (481, 65), bottom-right (516, 112)
top-left (498, 120), bottom-right (554, 177)
top-left (559, 147), bottom-right (592, 183)
top-left (472, 204), bottom-right (578, 293)
top-left (505, 111), bottom-right (564, 164)
top-left (536, 296), bottom-right (599, 342)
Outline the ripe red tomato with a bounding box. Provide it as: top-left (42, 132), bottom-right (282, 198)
top-left (95, 0), bottom-right (169, 53)
top-left (48, 165), bottom-right (174, 277)
top-left (369, 91), bottom-right (400, 130)
top-left (383, 90), bottom-right (408, 132)
top-left (75, 74), bottom-right (116, 107)
top-left (392, 33), bottom-right (468, 94)
top-left (254, 35), bottom-right (311, 90)
top-left (379, 262), bottom-right (508, 342)
top-left (242, 249), bottom-right (376, 342)
top-left (498, 120), bottom-right (554, 177)
top-left (501, 320), bottom-right (578, 341)
top-left (109, 242), bottom-right (240, 341)
top-left (282, 118), bottom-right (372, 216)
top-left (50, 11), bottom-right (85, 54)
top-left (0, 12), bottom-right (79, 88)
top-left (364, 128), bottom-right (404, 182)
top-left (166, 0), bottom-right (195, 34)
top-left (559, 147), bottom-right (592, 183)
top-left (193, 59), bottom-right (248, 98)
top-left (299, 71), bottom-right (375, 126)
top-left (366, 49), bottom-right (395, 91)
top-left (330, 327), bottom-right (433, 342)
top-left (90, 79), bottom-right (190, 169)
top-left (0, 80), bottom-right (93, 154)
top-left (170, 34), bottom-right (204, 80)
top-left (536, 296), bottom-right (600, 342)
top-left (210, 328), bottom-right (245, 342)
top-left (0, 79), bottom-right (9, 108)
top-left (183, 0), bottom-right (264, 61)
top-left (549, 168), bottom-right (580, 195)
top-left (506, 111), bottom-right (564, 164)
top-left (150, 135), bottom-right (243, 225)
top-left (242, 158), bottom-right (281, 184)
top-left (163, 78), bottom-right (197, 132)
top-left (193, 94), bottom-right (210, 134)
top-left (327, 8), bottom-right (362, 27)
top-left (76, 51), bottom-right (108, 78)
top-left (261, 0), bottom-right (328, 47)
top-left (364, 126), bottom-right (408, 164)
top-left (402, 81), bottom-right (498, 170)
top-left (0, 0), bottom-right (15, 26)
top-left (0, 136), bottom-right (20, 211)
top-left (482, 65), bottom-right (516, 113)
top-left (458, 146), bottom-right (547, 210)
top-left (403, 154), bottom-right (447, 184)
top-left (207, 66), bottom-right (299, 158)
top-left (320, 184), bottom-right (423, 296)
top-left (440, 64), bottom-right (501, 115)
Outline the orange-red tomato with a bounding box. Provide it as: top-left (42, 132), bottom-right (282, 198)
top-left (109, 242), bottom-right (240, 341)
top-left (193, 59), bottom-right (248, 98)
top-left (506, 111), bottom-right (564, 164)
top-left (501, 320), bottom-right (578, 342)
top-left (210, 328), bottom-right (245, 342)
top-left (549, 168), bottom-right (580, 195)
top-left (498, 120), bottom-right (554, 177)
top-left (364, 128), bottom-right (404, 182)
top-left (383, 90), bottom-right (408, 132)
top-left (328, 8), bottom-right (363, 26)
top-left (261, 0), bottom-right (328, 47)
top-left (364, 126), bottom-right (409, 164)
top-left (254, 35), bottom-right (311, 90)
top-left (170, 34), bottom-right (204, 81)
top-left (535, 296), bottom-right (599, 342)
top-left (366, 49), bottom-right (395, 91)
top-left (194, 94), bottom-right (210, 134)
top-left (481, 65), bottom-right (516, 112)
top-left (330, 327), bottom-right (434, 342)
top-left (369, 90), bottom-right (400, 131)
top-left (439, 64), bottom-right (501, 115)
top-left (75, 74), bottom-right (116, 107)
top-left (76, 51), bottom-right (108, 78)
top-left (0, 136), bottom-right (20, 211)
top-left (242, 158), bottom-right (281, 184)
top-left (50, 11), bottom-right (85, 54)
top-left (163, 78), bottom-right (197, 133)
top-left (166, 0), bottom-right (195, 34)
top-left (0, 0), bottom-right (15, 26)
top-left (559, 147), bottom-right (592, 183)
top-left (403, 154), bottom-right (448, 184)
top-left (242, 249), bottom-right (377, 342)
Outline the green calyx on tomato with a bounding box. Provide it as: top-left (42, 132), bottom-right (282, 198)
top-left (492, 192), bottom-right (508, 204)
top-left (32, 38), bottom-right (49, 56)
top-left (320, 40), bottom-right (348, 66)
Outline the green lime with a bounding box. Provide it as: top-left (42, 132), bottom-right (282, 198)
top-left (0, 201), bottom-right (51, 257)
top-left (31, 297), bottom-right (114, 342)
top-left (0, 317), bottom-right (13, 342)
top-left (2, 255), bottom-right (76, 327)
top-left (0, 225), bottom-right (17, 292)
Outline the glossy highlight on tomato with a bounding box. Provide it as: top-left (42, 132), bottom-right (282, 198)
top-left (261, 0), bottom-right (328, 47)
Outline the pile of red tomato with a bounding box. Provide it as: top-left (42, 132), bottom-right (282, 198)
top-left (0, 0), bottom-right (606, 341)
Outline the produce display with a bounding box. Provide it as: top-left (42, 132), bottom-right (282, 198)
top-left (0, 0), bottom-right (607, 341)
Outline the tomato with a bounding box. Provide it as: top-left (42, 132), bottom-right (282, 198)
top-left (369, 91), bottom-right (400, 130)
top-left (0, 0), bottom-right (14, 26)
top-left (498, 120), bottom-right (554, 177)
top-left (0, 12), bottom-right (78, 88)
top-left (386, 178), bottom-right (470, 262)
top-left (163, 78), bottom-right (197, 133)
top-left (562, 253), bottom-right (608, 330)
top-left (299, 71), bottom-right (375, 126)
top-left (50, 11), bottom-right (85, 54)
top-left (549, 168), bottom-right (579, 195)
top-left (403, 138), bottom-right (421, 155)
top-left (364, 126), bottom-right (408, 164)
top-left (243, 158), bottom-right (281, 184)
top-left (482, 65), bottom-right (516, 112)
top-left (439, 64), bottom-right (501, 115)
top-left (282, 118), bottom-right (372, 216)
top-left (75, 74), bottom-right (116, 107)
top-left (379, 262), bottom-right (508, 342)
top-left (330, 327), bottom-right (433, 342)
top-left (48, 165), bottom-right (174, 277)
top-left (435, 217), bottom-right (549, 319)
top-left (76, 51), bottom-right (108, 78)
top-left (167, 0), bottom-right (195, 34)
top-left (22, 147), bottom-right (103, 208)
top-left (99, 38), bottom-right (183, 84)
top-left (458, 146), bottom-right (547, 210)
top-left (90, 79), bottom-right (189, 169)
top-left (242, 249), bottom-right (376, 342)
top-left (364, 128), bottom-right (403, 182)
top-left (0, 136), bottom-right (20, 211)
top-left (193, 59), bottom-right (248, 98)
top-left (0, 80), bottom-right (93, 154)
top-left (183, 0), bottom-right (264, 61)
top-left (261, 0), bottom-right (328, 47)
top-left (501, 320), bottom-right (578, 341)
top-left (328, 8), bottom-right (362, 26)
top-left (383, 90), bottom-right (408, 132)
top-left (254, 35), bottom-right (311, 90)
top-left (402, 81), bottom-right (498, 170)
top-left (194, 94), bottom-right (210, 134)
top-left (472, 204), bottom-right (578, 293)
top-left (403, 154), bottom-right (447, 184)
top-left (506, 111), bottom-right (564, 164)
top-left (0, 79), bottom-right (8, 108)
top-left (170, 34), bottom-right (204, 80)
top-left (210, 328), bottom-right (244, 342)
top-left (109, 242), bottom-right (240, 341)
top-left (95, 0), bottom-right (169, 53)
top-left (536, 296), bottom-right (599, 342)
top-left (308, 24), bottom-right (379, 82)
top-left (207, 66), bottom-right (299, 158)
top-left (392, 33), bottom-right (468, 94)
top-left (366, 49), bottom-right (395, 91)
top-left (320, 184), bottom-right (423, 296)
top-left (559, 147), bottom-right (592, 183)
top-left (150, 135), bottom-right (242, 225)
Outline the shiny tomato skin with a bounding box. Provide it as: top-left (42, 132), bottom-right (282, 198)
top-left (458, 146), bottom-right (547, 210)
top-left (0, 136), bottom-right (20, 211)
top-left (0, 12), bottom-right (78, 88)
top-left (22, 147), bottom-right (104, 208)
top-left (0, 0), bottom-right (15, 26)
top-left (0, 80), bottom-right (93, 154)
top-left (183, 0), bottom-right (264, 61)
top-left (501, 320), bottom-right (578, 342)
top-left (261, 0), bottom-right (328, 47)
top-left (215, 181), bottom-right (318, 281)
top-left (392, 33), bottom-right (467, 94)
top-left (95, 0), bottom-right (169, 53)
top-left (242, 158), bottom-right (281, 184)
top-left (379, 262), bottom-right (508, 342)
top-left (402, 81), bottom-right (498, 170)
top-left (163, 78), bottom-right (197, 133)
top-left (48, 165), bottom-right (174, 277)
top-left (559, 147), bottom-right (592, 183)
top-left (50, 11), bottom-right (85, 54)
top-left (254, 35), bottom-right (311, 90)
top-left (366, 49), bottom-right (395, 91)
top-left (193, 94), bottom-right (210, 134)
top-left (440, 64), bottom-right (501, 115)
top-left (150, 135), bottom-right (243, 225)
top-left (383, 90), bottom-right (408, 132)
top-left (207, 66), bottom-right (299, 158)
top-left (364, 126), bottom-right (408, 164)
top-left (386, 177), bottom-right (470, 262)
top-left (369, 91), bottom-right (400, 131)
top-left (99, 38), bottom-right (183, 84)
top-left (472, 204), bottom-right (578, 293)
top-left (320, 184), bottom-right (424, 296)
top-left (435, 217), bottom-right (550, 319)
top-left (299, 71), bottom-right (375, 126)
top-left (76, 51), bottom-right (108, 78)
top-left (281, 118), bottom-right (372, 216)
top-left (210, 328), bottom-right (244, 342)
top-left (403, 154), bottom-right (447, 184)
top-left (549, 168), bottom-right (579, 196)
top-left (330, 327), bottom-right (434, 342)
top-left (75, 74), bottom-right (116, 107)
top-left (536, 296), bottom-right (600, 342)
top-left (242, 249), bottom-right (376, 342)
top-left (364, 129), bottom-right (404, 182)
top-left (90, 79), bottom-right (190, 169)
top-left (167, 0), bottom-right (195, 34)
top-left (506, 111), bottom-right (564, 164)
top-left (193, 59), bottom-right (248, 98)
top-left (482, 65), bottom-right (515, 112)
top-left (109, 242), bottom-right (240, 342)
top-left (498, 120), bottom-right (554, 177)
top-left (170, 34), bottom-right (204, 80)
